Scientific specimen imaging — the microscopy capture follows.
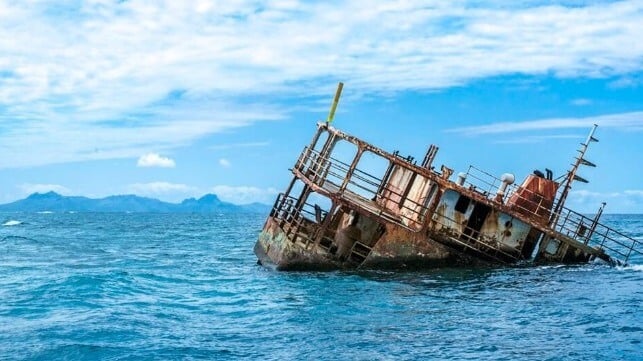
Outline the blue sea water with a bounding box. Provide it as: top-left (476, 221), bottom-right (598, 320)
top-left (0, 212), bottom-right (641, 361)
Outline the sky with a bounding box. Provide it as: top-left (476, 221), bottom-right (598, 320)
top-left (0, 0), bottom-right (642, 213)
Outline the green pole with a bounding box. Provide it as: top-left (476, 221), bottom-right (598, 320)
top-left (326, 82), bottom-right (344, 124)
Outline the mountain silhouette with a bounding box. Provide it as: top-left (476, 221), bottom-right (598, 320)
top-left (0, 192), bottom-right (270, 213)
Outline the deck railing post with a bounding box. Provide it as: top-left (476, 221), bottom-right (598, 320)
top-left (313, 203), bottom-right (339, 248)
top-left (339, 148), bottom-right (364, 193)
top-left (626, 241), bottom-right (635, 262)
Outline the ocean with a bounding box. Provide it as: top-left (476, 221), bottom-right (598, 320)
top-left (1, 212), bottom-right (641, 360)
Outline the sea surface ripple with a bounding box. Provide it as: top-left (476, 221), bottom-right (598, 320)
top-left (1, 212), bottom-right (641, 360)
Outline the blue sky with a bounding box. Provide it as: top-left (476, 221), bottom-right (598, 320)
top-left (0, 0), bottom-right (642, 212)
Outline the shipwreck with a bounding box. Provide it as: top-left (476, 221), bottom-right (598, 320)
top-left (254, 83), bottom-right (641, 270)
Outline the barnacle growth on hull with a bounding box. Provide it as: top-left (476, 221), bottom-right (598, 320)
top-left (254, 83), bottom-right (641, 271)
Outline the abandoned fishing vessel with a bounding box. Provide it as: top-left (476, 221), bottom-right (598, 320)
top-left (254, 83), bottom-right (641, 270)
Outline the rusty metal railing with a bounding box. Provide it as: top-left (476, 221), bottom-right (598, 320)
top-left (463, 166), bottom-right (558, 224)
top-left (461, 166), bottom-right (514, 198)
top-left (552, 207), bottom-right (641, 264)
top-left (270, 193), bottom-right (327, 247)
top-left (296, 146), bottom-right (432, 232)
top-left (462, 166), bottom-right (552, 212)
top-left (437, 166), bottom-right (640, 264)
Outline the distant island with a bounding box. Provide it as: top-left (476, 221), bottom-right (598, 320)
top-left (0, 191), bottom-right (271, 213)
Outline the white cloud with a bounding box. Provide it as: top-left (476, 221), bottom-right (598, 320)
top-left (123, 182), bottom-right (278, 204)
top-left (210, 185), bottom-right (279, 204)
top-left (19, 183), bottom-right (71, 195)
top-left (571, 98), bottom-right (592, 106)
top-left (137, 153), bottom-right (176, 168)
top-left (209, 141), bottom-right (270, 150)
top-left (566, 189), bottom-right (643, 214)
top-left (127, 182), bottom-right (195, 195)
top-left (1, 1), bottom-right (643, 168)
top-left (218, 158), bottom-right (231, 168)
top-left (624, 190), bottom-right (643, 197)
top-left (446, 111), bottom-right (643, 136)
top-left (493, 134), bottom-right (583, 144)
top-left (609, 75), bottom-right (643, 89)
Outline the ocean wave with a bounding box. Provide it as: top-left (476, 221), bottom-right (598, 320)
top-left (2, 220), bottom-right (22, 226)
top-left (624, 264), bottom-right (643, 271)
top-left (615, 264), bottom-right (643, 272)
top-left (1, 212), bottom-right (640, 360)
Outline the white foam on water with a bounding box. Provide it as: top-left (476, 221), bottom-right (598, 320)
top-left (627, 264), bottom-right (643, 271)
top-left (2, 220), bottom-right (22, 226)
top-left (37, 211), bottom-right (53, 214)
top-left (616, 264), bottom-right (643, 272)
top-left (535, 264), bottom-right (566, 270)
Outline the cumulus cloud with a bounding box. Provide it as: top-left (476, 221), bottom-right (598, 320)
top-left (19, 183), bottom-right (71, 195)
top-left (1, 1), bottom-right (643, 168)
top-left (218, 158), bottom-right (231, 168)
top-left (210, 185), bottom-right (279, 204)
top-left (137, 153), bottom-right (176, 168)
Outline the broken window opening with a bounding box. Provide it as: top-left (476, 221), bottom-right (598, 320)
top-left (345, 150), bottom-right (391, 200)
top-left (455, 195), bottom-right (471, 213)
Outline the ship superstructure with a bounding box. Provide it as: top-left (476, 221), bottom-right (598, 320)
top-left (254, 84), bottom-right (640, 270)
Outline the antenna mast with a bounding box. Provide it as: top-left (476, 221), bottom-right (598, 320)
top-left (550, 124), bottom-right (599, 227)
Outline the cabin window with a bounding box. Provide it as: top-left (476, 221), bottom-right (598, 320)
top-left (312, 130), bottom-right (330, 152)
top-left (455, 195), bottom-right (470, 213)
top-left (306, 192), bottom-right (332, 223)
top-left (423, 184), bottom-right (438, 210)
top-left (325, 139), bottom-right (359, 186)
top-left (545, 239), bottom-right (561, 255)
top-left (350, 150), bottom-right (390, 200)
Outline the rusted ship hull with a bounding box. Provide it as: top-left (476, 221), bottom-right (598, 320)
top-left (255, 215), bottom-right (477, 271)
top-left (255, 217), bottom-right (342, 271)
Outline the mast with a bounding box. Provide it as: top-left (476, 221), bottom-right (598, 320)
top-left (549, 124), bottom-right (599, 227)
top-left (326, 82), bottom-right (344, 124)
